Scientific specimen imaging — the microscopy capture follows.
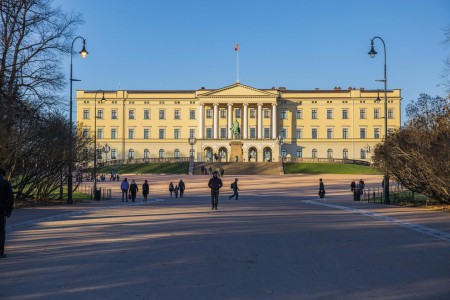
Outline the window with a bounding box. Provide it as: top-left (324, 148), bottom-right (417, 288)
top-left (174, 149), bottom-right (180, 158)
top-left (311, 109), bottom-right (318, 119)
top-left (312, 149), bottom-right (317, 158)
top-left (128, 128), bottom-right (135, 139)
top-left (189, 110), bottom-right (196, 120)
top-left (144, 110), bottom-right (150, 120)
top-left (174, 109), bottom-right (180, 120)
top-left (159, 149), bottom-right (165, 158)
top-left (326, 109), bottom-right (333, 119)
top-left (374, 128), bottom-right (380, 139)
top-left (220, 109), bottom-right (226, 118)
top-left (250, 109), bottom-right (256, 118)
top-left (174, 128), bottom-right (181, 139)
top-left (111, 149), bottom-right (117, 160)
top-left (327, 128), bottom-right (333, 139)
top-left (342, 109), bottom-right (348, 119)
top-left (206, 109), bottom-right (212, 118)
top-left (342, 128), bottom-right (348, 139)
top-left (360, 109), bottom-right (366, 119)
top-left (360, 149), bottom-right (367, 159)
top-left (189, 128), bottom-right (195, 138)
top-left (97, 109), bottom-right (104, 119)
top-left (281, 149), bottom-right (287, 157)
top-left (235, 109), bottom-right (241, 118)
top-left (97, 128), bottom-right (104, 139)
top-left (327, 149), bottom-right (333, 158)
top-left (111, 109), bottom-right (118, 119)
top-left (128, 149), bottom-right (134, 159)
top-left (129, 110), bottom-right (135, 120)
top-left (296, 110), bottom-right (302, 119)
top-left (206, 128), bottom-right (212, 139)
top-left (83, 110), bottom-right (90, 120)
top-left (360, 128), bottom-right (366, 139)
top-left (281, 109), bottom-right (287, 120)
top-left (111, 128), bottom-right (118, 139)
top-left (264, 109), bottom-right (270, 118)
top-left (144, 149), bottom-right (150, 158)
top-left (250, 127), bottom-right (256, 139)
top-left (144, 128), bottom-right (150, 139)
top-left (281, 128), bottom-right (286, 139)
top-left (296, 148), bottom-right (303, 157)
top-left (388, 109), bottom-right (394, 119)
top-left (374, 109), bottom-right (380, 119)
top-left (343, 149), bottom-right (348, 159)
top-left (83, 128), bottom-right (89, 138)
top-left (312, 128), bottom-right (318, 139)
top-left (159, 128), bottom-right (165, 139)
top-left (220, 128), bottom-right (227, 139)
top-left (159, 110), bottom-right (165, 120)
top-left (296, 128), bottom-right (302, 139)
top-left (264, 128), bottom-right (270, 139)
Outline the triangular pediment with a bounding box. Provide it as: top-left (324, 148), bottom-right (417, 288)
top-left (199, 83), bottom-right (277, 98)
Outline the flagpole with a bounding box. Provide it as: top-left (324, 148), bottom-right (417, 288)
top-left (237, 49), bottom-right (239, 83)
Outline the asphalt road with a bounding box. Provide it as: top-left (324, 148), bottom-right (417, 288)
top-left (1, 174), bottom-right (449, 300)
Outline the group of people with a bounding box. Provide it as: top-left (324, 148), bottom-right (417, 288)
top-left (200, 165), bottom-right (224, 177)
top-left (168, 180), bottom-right (185, 198)
top-left (120, 178), bottom-right (150, 202)
top-left (350, 179), bottom-right (366, 195)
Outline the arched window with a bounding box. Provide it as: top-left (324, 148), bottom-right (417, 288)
top-left (281, 148), bottom-right (287, 157)
top-left (327, 148), bottom-right (333, 158)
top-left (343, 148), bottom-right (348, 159)
top-left (296, 148), bottom-right (302, 157)
top-left (312, 148), bottom-right (317, 158)
top-left (128, 149), bottom-right (134, 159)
top-left (159, 149), bottom-right (165, 158)
top-left (174, 149), bottom-right (180, 158)
top-left (144, 149), bottom-right (150, 159)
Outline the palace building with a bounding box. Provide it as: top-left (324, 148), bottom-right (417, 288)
top-left (76, 82), bottom-right (401, 163)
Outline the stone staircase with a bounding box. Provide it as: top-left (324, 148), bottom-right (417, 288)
top-left (193, 162), bottom-right (281, 175)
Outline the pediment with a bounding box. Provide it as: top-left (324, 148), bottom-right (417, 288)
top-left (199, 83), bottom-right (277, 98)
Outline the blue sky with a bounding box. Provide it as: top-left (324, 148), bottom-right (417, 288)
top-left (57, 0), bottom-right (450, 122)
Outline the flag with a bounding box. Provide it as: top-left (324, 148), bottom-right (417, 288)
top-left (234, 43), bottom-right (238, 51)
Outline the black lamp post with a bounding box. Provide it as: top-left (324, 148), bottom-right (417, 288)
top-left (188, 137), bottom-right (196, 158)
top-left (369, 36), bottom-right (390, 204)
top-left (276, 134), bottom-right (284, 160)
top-left (93, 90), bottom-right (105, 200)
top-left (68, 36), bottom-right (88, 204)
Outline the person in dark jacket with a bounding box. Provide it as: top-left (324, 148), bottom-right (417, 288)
top-left (351, 180), bottom-right (356, 192)
top-left (319, 178), bottom-right (325, 199)
top-left (142, 180), bottom-right (149, 202)
top-left (208, 171), bottom-right (223, 210)
top-left (129, 180), bottom-right (138, 202)
top-left (0, 167), bottom-right (14, 258)
top-left (169, 182), bottom-right (174, 198)
top-left (178, 180), bottom-right (185, 198)
top-left (229, 178), bottom-right (239, 200)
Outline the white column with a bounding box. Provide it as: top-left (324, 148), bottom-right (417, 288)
top-left (257, 103), bottom-right (263, 139)
top-left (272, 103), bottom-right (277, 139)
top-left (198, 104), bottom-right (204, 139)
top-left (227, 104), bottom-right (233, 139)
top-left (213, 104), bottom-right (218, 139)
top-left (243, 104), bottom-right (248, 139)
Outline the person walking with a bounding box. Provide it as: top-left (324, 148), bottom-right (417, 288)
top-left (169, 182), bottom-right (174, 198)
top-left (129, 180), bottom-right (138, 202)
top-left (121, 178), bottom-right (129, 202)
top-left (229, 178), bottom-right (239, 200)
top-left (359, 179), bottom-right (365, 195)
top-left (0, 167), bottom-right (14, 258)
top-left (178, 180), bottom-right (185, 198)
top-left (208, 171), bottom-right (223, 210)
top-left (201, 165), bottom-right (205, 175)
top-left (174, 185), bottom-right (179, 198)
top-left (351, 180), bottom-right (356, 192)
top-left (142, 180), bottom-right (149, 202)
top-left (319, 178), bottom-right (325, 199)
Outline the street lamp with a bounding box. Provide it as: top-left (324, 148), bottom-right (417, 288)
top-left (188, 137), bottom-right (196, 158)
top-left (93, 90), bottom-right (105, 200)
top-left (68, 36), bottom-right (88, 204)
top-left (276, 134), bottom-right (284, 160)
top-left (101, 143), bottom-right (111, 163)
top-left (368, 36), bottom-right (390, 204)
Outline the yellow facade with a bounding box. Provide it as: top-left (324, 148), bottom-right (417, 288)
top-left (76, 83), bottom-right (401, 163)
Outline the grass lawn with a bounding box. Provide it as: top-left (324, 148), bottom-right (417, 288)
top-left (99, 162), bottom-right (189, 175)
top-left (284, 162), bottom-right (381, 175)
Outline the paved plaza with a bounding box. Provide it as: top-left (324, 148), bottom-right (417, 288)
top-left (1, 174), bottom-right (450, 300)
